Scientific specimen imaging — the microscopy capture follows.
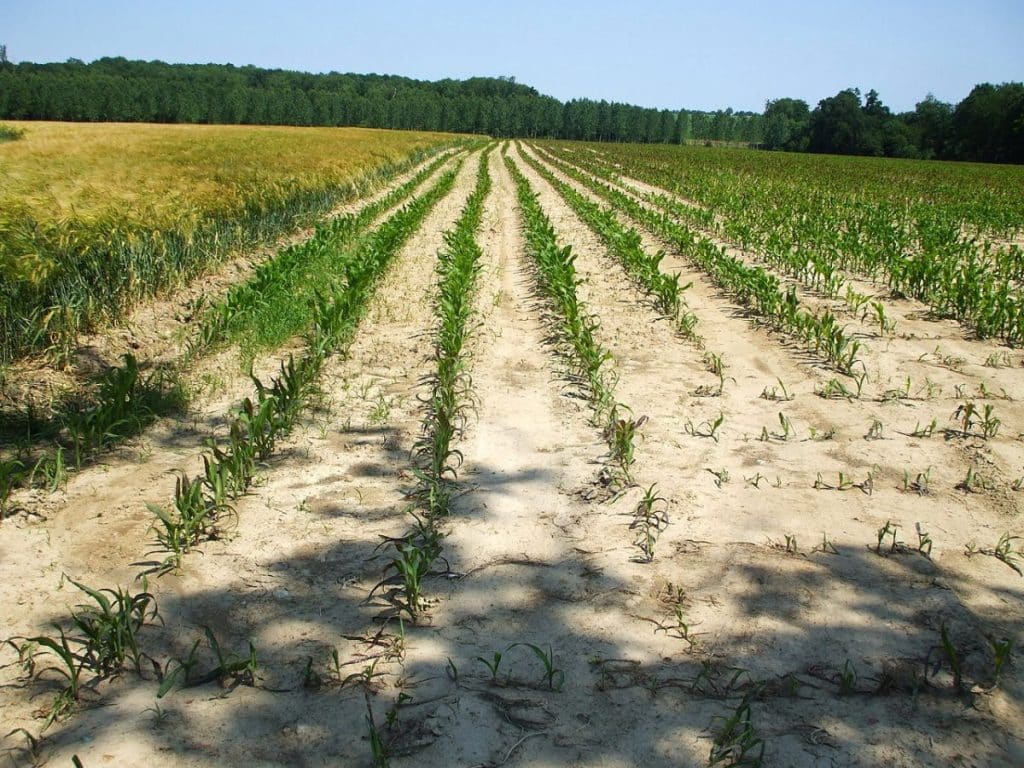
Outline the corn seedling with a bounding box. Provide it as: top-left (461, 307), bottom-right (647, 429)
top-left (915, 523), bottom-right (933, 558)
top-left (956, 465), bottom-right (994, 493)
top-left (158, 626), bottom-right (258, 697)
top-left (8, 628), bottom-right (83, 726)
top-left (807, 425), bottom-right (836, 441)
top-left (509, 642), bottom-right (565, 691)
top-left (365, 693), bottom-right (392, 768)
top-left (902, 467), bottom-right (932, 496)
top-left (774, 412), bottom-right (794, 441)
top-left (816, 378), bottom-right (857, 401)
top-left (686, 412), bottom-right (724, 442)
top-left (706, 467), bottom-right (730, 487)
top-left (865, 419), bottom-right (884, 440)
top-left (950, 401), bottom-right (1000, 438)
top-left (811, 532), bottom-right (839, 555)
top-left (984, 351), bottom-right (1013, 368)
top-left (837, 659), bottom-right (858, 695)
top-left (987, 636), bottom-right (1014, 685)
top-left (630, 483), bottom-right (669, 562)
top-left (606, 411), bottom-right (647, 478)
top-left (759, 378), bottom-right (793, 402)
top-left (934, 623), bottom-right (963, 693)
top-left (476, 651), bottom-right (504, 684)
top-left (0, 457), bottom-right (25, 518)
top-left (745, 473), bottom-right (767, 489)
top-left (990, 533), bottom-right (1023, 576)
top-left (865, 300), bottom-right (896, 335)
top-left (62, 576), bottom-right (160, 676)
top-left (906, 418), bottom-right (937, 438)
top-left (708, 692), bottom-right (765, 767)
top-left (875, 521), bottom-right (901, 554)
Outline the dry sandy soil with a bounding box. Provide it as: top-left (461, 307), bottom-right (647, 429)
top-left (0, 143), bottom-right (1021, 768)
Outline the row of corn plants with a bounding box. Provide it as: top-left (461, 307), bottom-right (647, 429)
top-left (151, 160), bottom-right (464, 568)
top-left (1, 140), bottom-right (463, 366)
top-left (544, 142), bottom-right (1024, 346)
top-left (5, 155), bottom-right (465, 731)
top-left (516, 145), bottom-right (699, 340)
top-left (187, 150), bottom-right (460, 359)
top-left (531, 147), bottom-right (865, 375)
top-left (374, 148), bottom-right (494, 623)
top-left (537, 144), bottom-right (851, 300)
top-left (505, 150), bottom-right (644, 481)
top-left (0, 152), bottom-right (466, 518)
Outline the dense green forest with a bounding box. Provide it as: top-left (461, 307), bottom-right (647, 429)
top-left (764, 83), bottom-right (1024, 163)
top-left (0, 55), bottom-right (1020, 162)
top-left (0, 56), bottom-right (762, 144)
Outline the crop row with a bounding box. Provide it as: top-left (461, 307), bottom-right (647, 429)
top-left (375, 147), bottom-right (494, 623)
top-left (531, 146), bottom-right (865, 375)
top-left (188, 150), bottom-right (459, 359)
top-left (545, 142), bottom-right (1024, 346)
top-left (515, 146), bottom-right (698, 340)
top-left (505, 150), bottom-right (642, 480)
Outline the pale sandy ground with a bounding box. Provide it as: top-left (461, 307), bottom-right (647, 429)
top-left (0, 143), bottom-right (1021, 767)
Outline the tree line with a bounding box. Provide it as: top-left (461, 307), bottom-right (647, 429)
top-left (0, 56), bottom-right (762, 144)
top-left (2, 56), bottom-right (1019, 163)
top-left (763, 84), bottom-right (1024, 163)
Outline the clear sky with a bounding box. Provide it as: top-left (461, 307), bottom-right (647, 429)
top-left (4, 0), bottom-right (1022, 112)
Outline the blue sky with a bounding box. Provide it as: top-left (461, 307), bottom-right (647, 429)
top-left (4, 1), bottom-right (1022, 112)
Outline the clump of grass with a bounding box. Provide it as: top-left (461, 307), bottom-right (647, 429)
top-left (0, 124), bottom-right (25, 142)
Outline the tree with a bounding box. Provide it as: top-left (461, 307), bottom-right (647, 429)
top-left (809, 89), bottom-right (866, 154)
top-left (953, 82), bottom-right (1024, 163)
top-left (906, 94), bottom-right (953, 159)
top-left (762, 98), bottom-right (810, 151)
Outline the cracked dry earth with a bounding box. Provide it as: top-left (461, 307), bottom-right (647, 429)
top-left (1, 143), bottom-right (1022, 768)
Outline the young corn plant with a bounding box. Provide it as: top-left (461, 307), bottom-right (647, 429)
top-left (708, 692), bottom-right (765, 767)
top-left (378, 148), bottom-right (494, 622)
top-left (686, 412), bottom-right (724, 443)
top-left (7, 578), bottom-right (161, 727)
top-left (630, 483), bottom-right (669, 562)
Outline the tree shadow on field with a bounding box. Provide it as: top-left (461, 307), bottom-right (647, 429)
top-left (7, 456), bottom-right (1021, 767)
